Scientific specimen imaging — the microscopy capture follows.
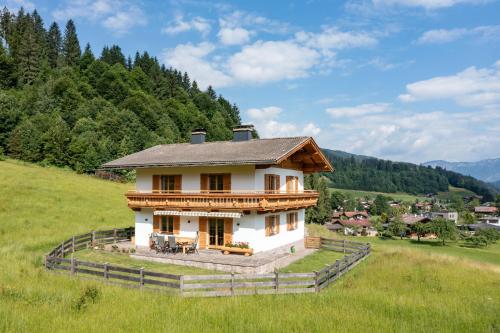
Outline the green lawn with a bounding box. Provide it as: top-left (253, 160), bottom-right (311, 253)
top-left (437, 185), bottom-right (476, 201)
top-left (1, 159), bottom-right (499, 332)
top-left (328, 187), bottom-right (429, 202)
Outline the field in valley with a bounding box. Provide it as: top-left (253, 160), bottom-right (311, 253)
top-left (328, 187), bottom-right (430, 202)
top-left (1, 159), bottom-right (499, 332)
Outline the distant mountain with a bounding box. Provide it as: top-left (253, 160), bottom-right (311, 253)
top-left (321, 149), bottom-right (497, 201)
top-left (491, 180), bottom-right (500, 191)
top-left (422, 158), bottom-right (500, 183)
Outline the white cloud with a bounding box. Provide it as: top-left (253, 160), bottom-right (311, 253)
top-left (219, 10), bottom-right (289, 34)
top-left (162, 42), bottom-right (232, 89)
top-left (399, 60), bottom-right (500, 108)
top-left (246, 106), bottom-right (321, 138)
top-left (1, 0), bottom-right (35, 11)
top-left (372, 0), bottom-right (488, 9)
top-left (323, 107), bottom-right (500, 162)
top-left (228, 40), bottom-right (320, 83)
top-left (218, 27), bottom-right (252, 45)
top-left (295, 26), bottom-right (378, 51)
top-left (417, 25), bottom-right (500, 44)
top-left (162, 16), bottom-right (211, 37)
top-left (53, 0), bottom-right (146, 35)
top-left (326, 103), bottom-right (390, 117)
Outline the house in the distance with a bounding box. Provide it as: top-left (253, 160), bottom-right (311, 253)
top-left (474, 206), bottom-right (498, 216)
top-left (430, 211), bottom-right (459, 224)
top-left (328, 211), bottom-right (376, 236)
top-left (101, 126), bottom-right (333, 253)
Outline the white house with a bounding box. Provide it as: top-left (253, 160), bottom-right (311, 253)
top-left (101, 125), bottom-right (333, 253)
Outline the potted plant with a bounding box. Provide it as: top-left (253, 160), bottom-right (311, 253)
top-left (221, 242), bottom-right (253, 256)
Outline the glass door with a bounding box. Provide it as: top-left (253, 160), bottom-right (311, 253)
top-left (209, 218), bottom-right (224, 247)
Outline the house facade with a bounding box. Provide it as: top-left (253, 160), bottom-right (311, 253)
top-left (102, 126), bottom-right (333, 253)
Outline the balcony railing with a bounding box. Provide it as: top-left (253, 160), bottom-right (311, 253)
top-left (125, 190), bottom-right (319, 212)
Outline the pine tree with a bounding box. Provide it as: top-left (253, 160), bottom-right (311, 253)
top-left (79, 43), bottom-right (94, 70)
top-left (17, 20), bottom-right (40, 85)
top-left (0, 42), bottom-right (15, 87)
top-left (62, 19), bottom-right (80, 66)
top-left (206, 85), bottom-right (216, 100)
top-left (46, 22), bottom-right (61, 68)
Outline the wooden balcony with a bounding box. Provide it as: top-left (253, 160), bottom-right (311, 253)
top-left (125, 190), bottom-right (319, 212)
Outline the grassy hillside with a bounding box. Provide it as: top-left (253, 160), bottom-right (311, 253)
top-left (328, 187), bottom-right (429, 202)
top-left (1, 160), bottom-right (499, 332)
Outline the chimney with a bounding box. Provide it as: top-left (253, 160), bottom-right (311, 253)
top-left (191, 128), bottom-right (206, 144)
top-left (233, 124), bottom-right (254, 142)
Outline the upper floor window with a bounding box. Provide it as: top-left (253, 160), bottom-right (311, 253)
top-left (286, 176), bottom-right (299, 193)
top-left (201, 174), bottom-right (231, 193)
top-left (265, 174), bottom-right (280, 193)
top-left (153, 175), bottom-right (181, 193)
top-left (265, 215), bottom-right (280, 236)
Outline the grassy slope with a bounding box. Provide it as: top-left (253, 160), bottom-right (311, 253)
top-left (1, 160), bottom-right (499, 332)
top-left (328, 187), bottom-right (429, 202)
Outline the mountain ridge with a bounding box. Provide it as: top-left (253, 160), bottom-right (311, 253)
top-left (422, 158), bottom-right (500, 183)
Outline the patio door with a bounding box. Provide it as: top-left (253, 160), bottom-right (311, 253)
top-left (209, 218), bottom-right (225, 247)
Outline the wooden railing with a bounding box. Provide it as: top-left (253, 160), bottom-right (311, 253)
top-left (45, 230), bottom-right (370, 297)
top-left (125, 190), bottom-right (320, 212)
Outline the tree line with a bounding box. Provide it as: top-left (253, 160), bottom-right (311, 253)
top-left (0, 8), bottom-right (241, 174)
top-left (322, 149), bottom-right (496, 202)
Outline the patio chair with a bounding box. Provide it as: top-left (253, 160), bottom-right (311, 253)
top-left (150, 234), bottom-right (158, 250)
top-left (155, 235), bottom-right (167, 254)
top-left (167, 235), bottom-right (180, 254)
top-left (185, 232), bottom-right (199, 254)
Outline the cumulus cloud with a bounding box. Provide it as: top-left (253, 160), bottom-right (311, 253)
top-left (228, 41), bottom-right (320, 83)
top-left (417, 25), bottom-right (500, 44)
top-left (295, 26), bottom-right (378, 51)
top-left (162, 16), bottom-right (211, 37)
top-left (53, 0), bottom-right (146, 35)
top-left (246, 106), bottom-right (321, 138)
top-left (372, 0), bottom-right (488, 9)
top-left (218, 27), bottom-right (252, 45)
top-left (399, 60), bottom-right (500, 108)
top-left (2, 0), bottom-right (35, 11)
top-left (162, 42), bottom-right (232, 89)
top-left (326, 103), bottom-right (390, 117)
top-left (324, 107), bottom-right (500, 162)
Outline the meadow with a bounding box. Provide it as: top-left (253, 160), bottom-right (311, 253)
top-left (328, 187), bottom-right (429, 202)
top-left (0, 159), bottom-right (499, 332)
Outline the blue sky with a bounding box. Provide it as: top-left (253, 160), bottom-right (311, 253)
top-left (3, 0), bottom-right (500, 163)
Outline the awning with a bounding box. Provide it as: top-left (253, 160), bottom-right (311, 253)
top-left (153, 210), bottom-right (243, 219)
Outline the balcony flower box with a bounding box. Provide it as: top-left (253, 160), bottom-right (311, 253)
top-left (221, 242), bottom-right (253, 256)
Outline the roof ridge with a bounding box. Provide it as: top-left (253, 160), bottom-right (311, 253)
top-left (155, 136), bottom-right (310, 147)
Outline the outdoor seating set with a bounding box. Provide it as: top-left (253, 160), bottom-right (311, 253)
top-left (150, 232), bottom-right (199, 255)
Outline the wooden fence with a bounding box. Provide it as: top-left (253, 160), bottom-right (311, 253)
top-left (45, 231), bottom-right (370, 297)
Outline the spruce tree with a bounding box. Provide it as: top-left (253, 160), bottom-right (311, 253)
top-left (79, 43), bottom-right (94, 70)
top-left (46, 22), bottom-right (61, 68)
top-left (62, 19), bottom-right (80, 66)
top-left (17, 21), bottom-right (40, 85)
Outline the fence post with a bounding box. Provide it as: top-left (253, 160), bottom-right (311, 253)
top-left (325, 264), bottom-right (330, 287)
top-left (61, 241), bottom-right (65, 257)
top-left (179, 275), bottom-right (184, 296)
top-left (104, 262), bottom-right (109, 280)
top-left (230, 271), bottom-right (235, 296)
top-left (274, 269), bottom-right (279, 292)
top-left (91, 230), bottom-right (96, 247)
top-left (72, 236), bottom-right (75, 253)
top-left (343, 239), bottom-right (346, 254)
top-left (113, 228), bottom-right (117, 244)
top-left (139, 267), bottom-right (144, 288)
top-left (314, 271), bottom-right (319, 292)
top-left (335, 259), bottom-right (340, 279)
top-left (70, 255), bottom-right (75, 275)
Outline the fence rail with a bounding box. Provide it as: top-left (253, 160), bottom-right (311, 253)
top-left (45, 230), bottom-right (370, 297)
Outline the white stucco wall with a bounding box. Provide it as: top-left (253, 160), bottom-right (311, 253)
top-left (133, 165), bottom-right (306, 252)
top-left (134, 209), bottom-right (305, 253)
top-left (135, 165), bottom-right (304, 193)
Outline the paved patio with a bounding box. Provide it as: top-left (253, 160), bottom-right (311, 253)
top-left (107, 240), bottom-right (316, 274)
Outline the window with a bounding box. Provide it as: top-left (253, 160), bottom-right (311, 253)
top-left (265, 215), bottom-right (280, 236)
top-left (265, 174), bottom-right (280, 193)
top-left (160, 216), bottom-right (174, 234)
top-left (286, 176), bottom-right (299, 193)
top-left (287, 212), bottom-right (299, 231)
top-left (161, 175), bottom-right (175, 192)
top-left (209, 174), bottom-right (224, 192)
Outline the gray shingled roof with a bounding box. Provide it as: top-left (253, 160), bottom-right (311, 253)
top-left (101, 137), bottom-right (311, 169)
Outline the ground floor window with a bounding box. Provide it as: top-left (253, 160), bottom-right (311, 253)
top-left (265, 215), bottom-right (280, 236)
top-left (160, 216), bottom-right (174, 234)
top-left (287, 212), bottom-right (299, 231)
